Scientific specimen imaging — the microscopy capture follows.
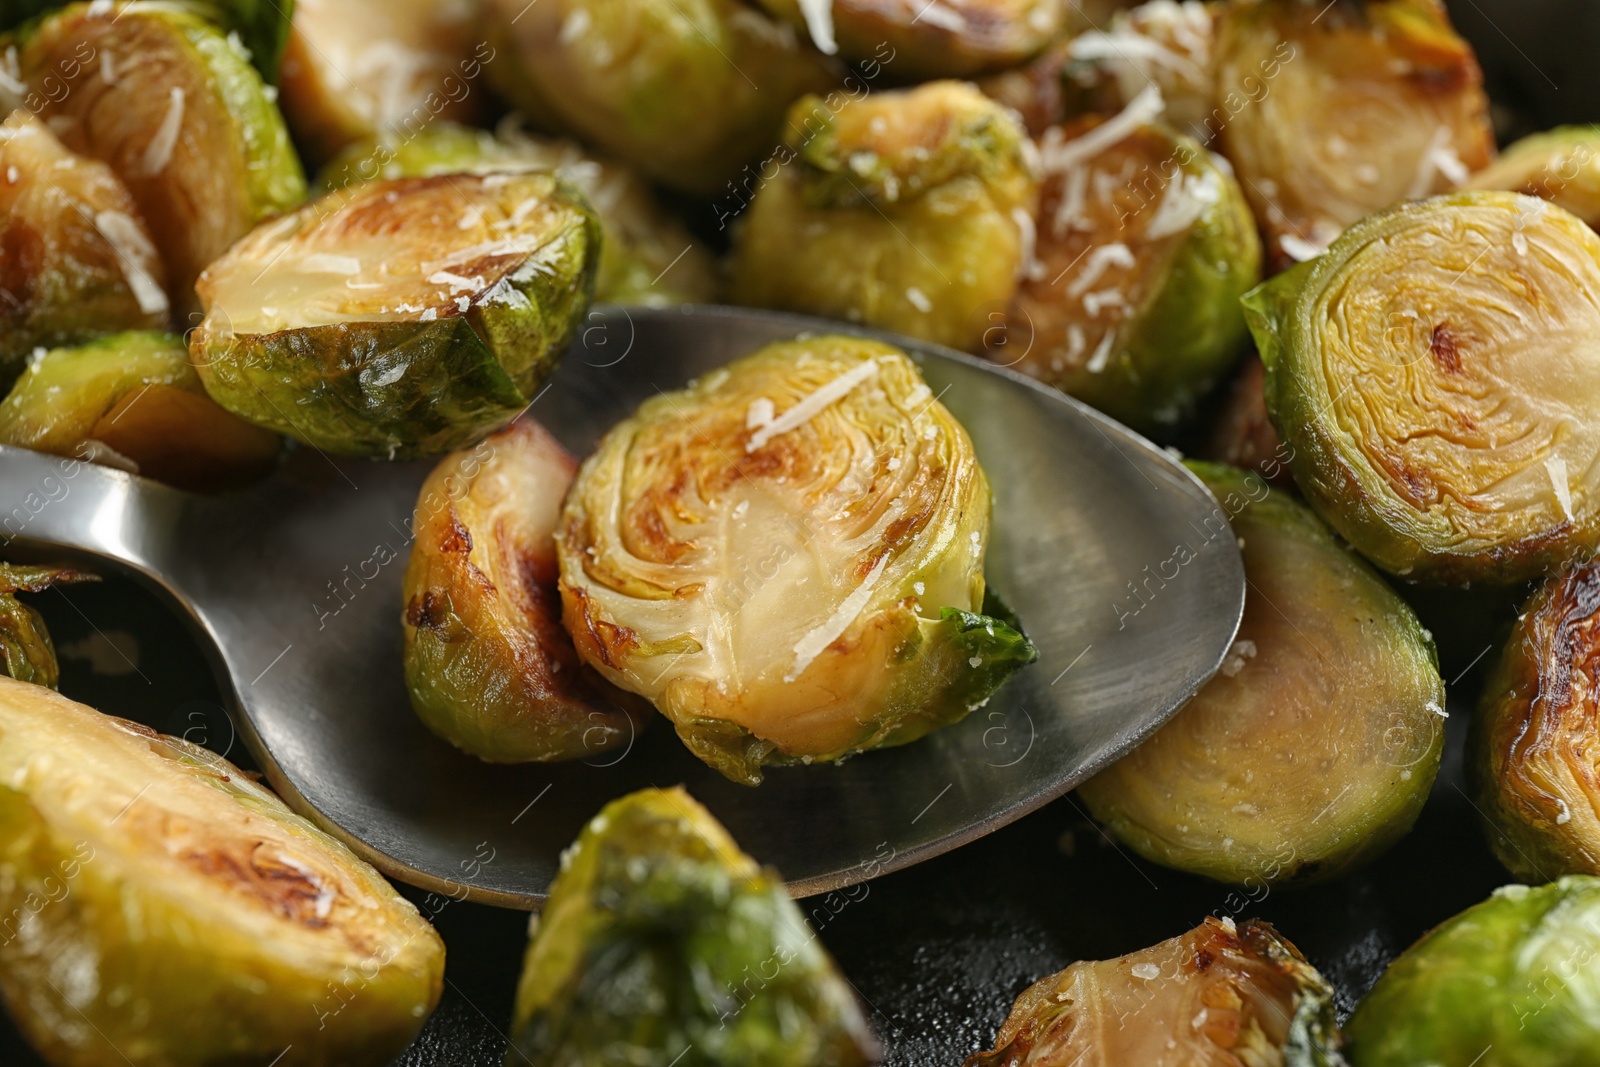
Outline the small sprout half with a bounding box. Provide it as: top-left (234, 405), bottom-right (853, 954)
top-left (403, 417), bottom-right (649, 763)
top-left (0, 332), bottom-right (282, 490)
top-left (482, 0), bottom-right (839, 195)
top-left (730, 81), bottom-right (1038, 354)
top-left (1213, 0), bottom-right (1494, 269)
top-left (13, 1), bottom-right (307, 315)
top-left (1078, 463), bottom-right (1445, 886)
top-left (1465, 126), bottom-right (1600, 230)
top-left (965, 917), bottom-right (1346, 1066)
top-left (191, 172), bottom-right (599, 458)
top-left (320, 121), bottom-right (719, 307)
top-left (277, 0), bottom-right (489, 164)
top-left (0, 677), bottom-right (445, 1065)
top-left (556, 335), bottom-right (1038, 785)
top-left (0, 562), bottom-right (93, 689)
top-left (1245, 191), bottom-right (1600, 585)
top-left (987, 105), bottom-right (1260, 432)
top-left (1469, 558), bottom-right (1600, 882)
top-left (753, 0), bottom-right (1062, 79)
top-left (0, 111), bottom-right (169, 388)
top-left (1346, 876), bottom-right (1600, 1067)
top-left (509, 787), bottom-right (881, 1066)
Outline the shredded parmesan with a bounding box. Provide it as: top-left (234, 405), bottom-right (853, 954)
top-left (747, 360), bottom-right (879, 452)
top-left (746, 397), bottom-right (776, 430)
top-left (796, 0), bottom-right (838, 54)
top-left (1548, 455), bottom-right (1573, 521)
top-left (1012, 206), bottom-right (1044, 281)
top-left (1407, 126), bottom-right (1469, 199)
top-left (786, 555), bottom-right (889, 681)
top-left (1145, 170), bottom-right (1220, 240)
top-left (905, 286), bottom-right (932, 313)
top-left (1038, 85), bottom-right (1164, 176)
top-left (913, 0), bottom-right (967, 31)
top-left (1085, 332), bottom-right (1116, 373)
top-left (427, 269), bottom-right (484, 292)
top-left (1279, 233), bottom-right (1325, 263)
top-left (141, 87), bottom-right (185, 176)
top-left (1066, 243), bottom-right (1135, 298)
top-left (93, 211), bottom-right (168, 316)
top-left (302, 253), bottom-right (363, 274)
top-left (99, 49), bottom-right (116, 85)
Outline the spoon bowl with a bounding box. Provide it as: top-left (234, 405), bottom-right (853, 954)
top-left (0, 305), bottom-right (1244, 906)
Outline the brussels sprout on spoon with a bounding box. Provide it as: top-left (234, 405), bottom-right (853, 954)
top-left (191, 171), bottom-right (600, 458)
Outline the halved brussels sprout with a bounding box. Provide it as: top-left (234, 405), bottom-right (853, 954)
top-left (0, 332), bottom-right (281, 490)
top-left (556, 335), bottom-right (1038, 785)
top-left (1468, 559), bottom-right (1600, 881)
top-left (509, 787), bottom-right (881, 1066)
top-left (191, 172), bottom-right (599, 458)
top-left (277, 0), bottom-right (488, 164)
top-left (14, 1), bottom-right (307, 314)
top-left (752, 0), bottom-right (1061, 79)
top-left (1214, 0), bottom-right (1494, 269)
top-left (482, 0), bottom-right (838, 195)
top-left (965, 917), bottom-right (1345, 1066)
top-left (0, 676), bottom-right (445, 1065)
top-left (0, 563), bottom-right (92, 688)
top-left (321, 121), bottom-right (719, 307)
top-left (403, 417), bottom-right (648, 762)
top-left (730, 81), bottom-right (1038, 354)
top-left (1346, 877), bottom-right (1600, 1067)
top-left (986, 106), bottom-right (1259, 432)
top-left (1078, 463), bottom-right (1445, 885)
top-left (1056, 0), bottom-right (1218, 143)
top-left (1201, 353), bottom-right (1295, 488)
top-left (1465, 126), bottom-right (1600, 230)
top-left (0, 112), bottom-right (169, 388)
top-left (1245, 191), bottom-right (1600, 585)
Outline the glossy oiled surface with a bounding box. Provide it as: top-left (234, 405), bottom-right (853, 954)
top-left (0, 305), bottom-right (1243, 906)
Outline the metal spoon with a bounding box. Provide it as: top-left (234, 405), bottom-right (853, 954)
top-left (0, 305), bottom-right (1244, 907)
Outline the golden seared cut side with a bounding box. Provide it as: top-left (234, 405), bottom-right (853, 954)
top-left (730, 80), bottom-right (1038, 354)
top-left (556, 336), bottom-right (1037, 784)
top-left (1246, 191), bottom-right (1600, 586)
top-left (1214, 0), bottom-right (1494, 270)
top-left (402, 417), bottom-right (649, 763)
top-left (0, 678), bottom-right (444, 1067)
top-left (965, 917), bottom-right (1345, 1066)
top-left (0, 112), bottom-right (169, 387)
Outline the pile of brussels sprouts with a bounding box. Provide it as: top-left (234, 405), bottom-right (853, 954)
top-left (4, 0), bottom-right (1600, 1061)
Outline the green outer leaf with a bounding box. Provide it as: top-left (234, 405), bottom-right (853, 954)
top-left (0, 0), bottom-right (294, 81)
top-left (1346, 877), bottom-right (1600, 1067)
top-left (508, 787), bottom-right (881, 1067)
top-left (0, 563), bottom-right (94, 689)
top-left (0, 331), bottom-right (191, 451)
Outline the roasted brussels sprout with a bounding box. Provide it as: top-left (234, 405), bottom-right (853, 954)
top-left (987, 100), bottom-right (1260, 431)
top-left (403, 417), bottom-right (648, 763)
top-left (0, 676), bottom-right (445, 1065)
top-left (1346, 877), bottom-right (1600, 1067)
top-left (0, 563), bottom-right (92, 689)
top-left (13, 2), bottom-right (307, 314)
top-left (277, 0), bottom-right (488, 164)
top-left (965, 916), bottom-right (1345, 1066)
top-left (556, 336), bottom-right (1038, 785)
top-left (321, 122), bottom-right (718, 307)
top-left (0, 112), bottom-right (168, 388)
top-left (730, 81), bottom-right (1038, 354)
top-left (1201, 353), bottom-right (1295, 488)
top-left (1078, 463), bottom-right (1444, 885)
top-left (1466, 126), bottom-right (1600, 230)
top-left (1467, 559), bottom-right (1600, 881)
top-left (191, 172), bottom-right (599, 458)
top-left (1214, 0), bottom-right (1494, 269)
top-left (509, 787), bottom-right (881, 1066)
top-left (482, 0), bottom-right (838, 195)
top-left (752, 0), bottom-right (1061, 79)
top-left (1245, 191), bottom-right (1600, 586)
top-left (0, 332), bottom-right (281, 490)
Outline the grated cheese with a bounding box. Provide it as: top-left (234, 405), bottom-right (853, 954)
top-left (796, 0), bottom-right (838, 54)
top-left (141, 87), bottom-right (185, 176)
top-left (787, 555), bottom-right (889, 681)
top-left (747, 360), bottom-right (878, 452)
top-left (1037, 85), bottom-right (1165, 176)
top-left (93, 211), bottom-right (168, 316)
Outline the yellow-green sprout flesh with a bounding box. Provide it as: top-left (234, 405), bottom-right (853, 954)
top-left (556, 335), bottom-right (1037, 785)
top-left (1246, 191), bottom-right (1600, 585)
